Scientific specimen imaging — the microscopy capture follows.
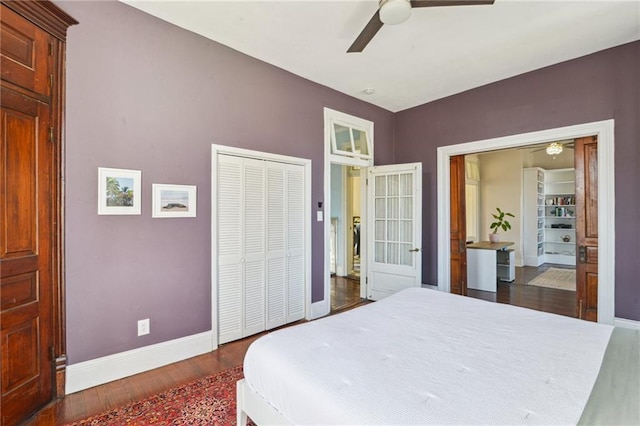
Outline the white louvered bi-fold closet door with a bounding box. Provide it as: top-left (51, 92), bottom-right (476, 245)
top-left (217, 155), bottom-right (266, 344)
top-left (217, 154), bottom-right (306, 344)
top-left (285, 164), bottom-right (306, 323)
top-left (265, 162), bottom-right (305, 330)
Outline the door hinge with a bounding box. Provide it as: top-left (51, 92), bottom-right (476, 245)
top-left (48, 42), bottom-right (53, 56)
top-left (49, 126), bottom-right (55, 143)
top-left (49, 74), bottom-right (54, 88)
top-left (49, 345), bottom-right (55, 361)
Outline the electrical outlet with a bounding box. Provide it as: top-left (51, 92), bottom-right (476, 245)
top-left (137, 318), bottom-right (150, 336)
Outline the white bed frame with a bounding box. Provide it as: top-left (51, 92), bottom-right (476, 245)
top-left (237, 379), bottom-right (292, 426)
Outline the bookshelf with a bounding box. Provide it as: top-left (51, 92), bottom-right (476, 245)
top-left (543, 168), bottom-right (576, 266)
top-left (523, 168), bottom-right (545, 266)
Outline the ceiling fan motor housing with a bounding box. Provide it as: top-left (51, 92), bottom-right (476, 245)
top-left (380, 0), bottom-right (412, 25)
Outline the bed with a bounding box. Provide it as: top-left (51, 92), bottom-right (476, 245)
top-left (237, 287), bottom-right (639, 425)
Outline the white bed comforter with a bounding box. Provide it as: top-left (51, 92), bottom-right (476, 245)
top-left (243, 288), bottom-right (613, 425)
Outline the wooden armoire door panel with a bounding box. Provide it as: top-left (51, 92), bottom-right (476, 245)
top-left (1, 87), bottom-right (54, 425)
top-left (0, 5), bottom-right (51, 98)
top-left (449, 155), bottom-right (467, 295)
top-left (575, 136), bottom-right (599, 322)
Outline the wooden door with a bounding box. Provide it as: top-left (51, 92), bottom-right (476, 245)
top-left (450, 155), bottom-right (467, 295)
top-left (0, 11), bottom-right (56, 424)
top-left (1, 2), bottom-right (75, 423)
top-left (575, 136), bottom-right (599, 321)
top-left (1, 86), bottom-right (55, 426)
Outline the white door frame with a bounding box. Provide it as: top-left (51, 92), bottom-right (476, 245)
top-left (437, 120), bottom-right (615, 324)
top-left (211, 144), bottom-right (312, 349)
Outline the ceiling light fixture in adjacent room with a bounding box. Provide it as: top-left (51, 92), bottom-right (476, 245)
top-left (379, 0), bottom-right (411, 25)
top-left (546, 142), bottom-right (563, 156)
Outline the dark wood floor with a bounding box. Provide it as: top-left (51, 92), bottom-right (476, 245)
top-left (33, 264), bottom-right (574, 425)
top-left (330, 275), bottom-right (362, 312)
top-left (31, 332), bottom-right (268, 425)
top-left (467, 264), bottom-right (577, 318)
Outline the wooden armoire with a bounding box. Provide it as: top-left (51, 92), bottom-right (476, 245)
top-left (0, 1), bottom-right (76, 424)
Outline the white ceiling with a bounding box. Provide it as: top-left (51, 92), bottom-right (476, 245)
top-left (122, 0), bottom-right (639, 112)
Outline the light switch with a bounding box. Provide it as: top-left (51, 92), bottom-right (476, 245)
top-left (317, 211), bottom-right (323, 221)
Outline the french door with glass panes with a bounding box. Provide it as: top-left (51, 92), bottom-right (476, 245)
top-left (367, 163), bottom-right (422, 300)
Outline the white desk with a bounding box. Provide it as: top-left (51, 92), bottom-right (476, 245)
top-left (467, 241), bottom-right (514, 292)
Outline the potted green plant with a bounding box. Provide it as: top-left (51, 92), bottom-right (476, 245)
top-left (489, 207), bottom-right (514, 243)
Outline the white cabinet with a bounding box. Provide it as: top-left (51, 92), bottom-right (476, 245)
top-left (497, 249), bottom-right (515, 282)
top-left (217, 154), bottom-right (306, 345)
top-left (543, 168), bottom-right (576, 266)
top-left (523, 168), bottom-right (544, 266)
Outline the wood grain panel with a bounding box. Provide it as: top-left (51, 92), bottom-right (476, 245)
top-left (449, 155), bottom-right (467, 295)
top-left (0, 5), bottom-right (50, 97)
top-left (583, 143), bottom-right (598, 239)
top-left (0, 272), bottom-right (38, 311)
top-left (1, 107), bottom-right (38, 257)
top-left (2, 317), bottom-right (40, 392)
top-left (575, 136), bottom-right (598, 321)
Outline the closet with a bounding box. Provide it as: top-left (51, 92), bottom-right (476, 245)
top-left (216, 153), bottom-right (306, 344)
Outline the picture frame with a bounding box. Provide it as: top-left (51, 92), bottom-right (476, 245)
top-left (152, 184), bottom-right (197, 218)
top-left (98, 167), bottom-right (142, 215)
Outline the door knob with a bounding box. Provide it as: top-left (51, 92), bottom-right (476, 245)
top-left (409, 248), bottom-right (421, 252)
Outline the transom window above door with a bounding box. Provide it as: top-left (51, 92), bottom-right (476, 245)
top-left (325, 108), bottom-right (373, 167)
top-left (332, 120), bottom-right (370, 158)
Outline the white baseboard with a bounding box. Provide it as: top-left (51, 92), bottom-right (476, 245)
top-left (310, 299), bottom-right (329, 320)
top-left (66, 331), bottom-right (214, 394)
top-left (614, 317), bottom-right (640, 330)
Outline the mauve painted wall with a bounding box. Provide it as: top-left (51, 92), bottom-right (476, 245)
top-left (395, 41), bottom-right (640, 321)
top-left (60, 0), bottom-right (394, 364)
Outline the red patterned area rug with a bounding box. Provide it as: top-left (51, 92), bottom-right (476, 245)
top-left (64, 365), bottom-right (255, 425)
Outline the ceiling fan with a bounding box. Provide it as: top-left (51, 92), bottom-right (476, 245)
top-left (348, 0), bottom-right (495, 53)
top-left (529, 140), bottom-right (575, 156)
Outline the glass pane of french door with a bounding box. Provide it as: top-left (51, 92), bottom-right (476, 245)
top-left (373, 171), bottom-right (415, 267)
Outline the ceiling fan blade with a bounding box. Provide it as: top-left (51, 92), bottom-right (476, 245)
top-left (347, 10), bottom-right (384, 53)
top-left (411, 0), bottom-right (494, 8)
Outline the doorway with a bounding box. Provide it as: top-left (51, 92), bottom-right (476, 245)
top-left (437, 120), bottom-right (615, 324)
top-left (329, 164), bottom-right (362, 312)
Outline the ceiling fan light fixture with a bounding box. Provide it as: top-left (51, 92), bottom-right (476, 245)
top-left (546, 142), bottom-right (563, 156)
top-left (379, 0), bottom-right (411, 25)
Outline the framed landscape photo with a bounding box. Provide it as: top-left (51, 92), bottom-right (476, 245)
top-left (98, 167), bottom-right (142, 215)
top-left (152, 184), bottom-right (197, 218)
